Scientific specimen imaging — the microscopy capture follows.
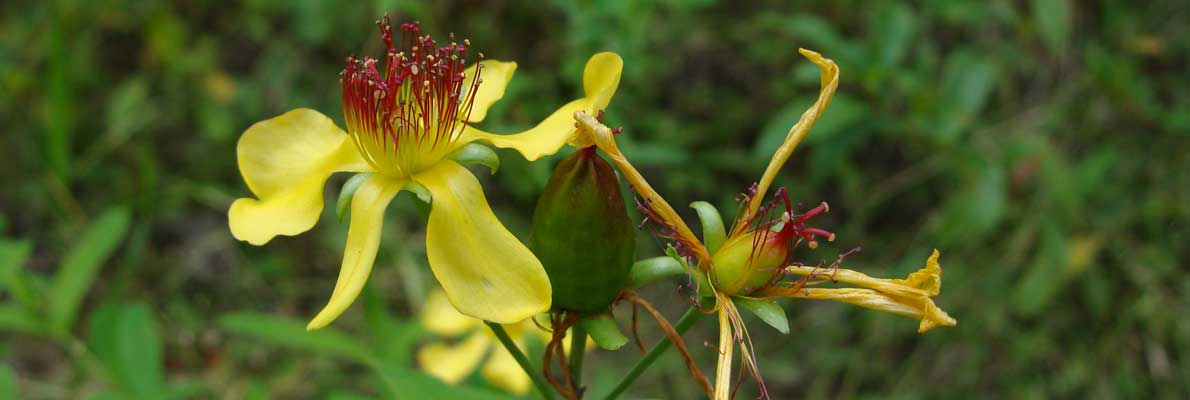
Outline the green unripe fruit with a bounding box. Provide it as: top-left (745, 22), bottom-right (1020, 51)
top-left (711, 229), bottom-right (791, 295)
top-left (530, 147), bottom-right (636, 312)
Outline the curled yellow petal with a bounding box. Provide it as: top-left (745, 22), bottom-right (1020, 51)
top-left (462, 60), bottom-right (517, 123)
top-left (418, 330), bottom-right (491, 384)
top-left (738, 49), bottom-right (840, 235)
top-left (582, 51), bottom-right (624, 112)
top-left (774, 250), bottom-right (956, 333)
top-left (459, 52), bottom-right (624, 161)
top-left (789, 288), bottom-right (955, 333)
top-left (422, 289), bottom-right (483, 336)
top-left (306, 175), bottom-right (404, 330)
top-left (415, 161), bottom-right (552, 323)
top-left (481, 338), bottom-right (532, 395)
top-left (228, 108), bottom-right (371, 245)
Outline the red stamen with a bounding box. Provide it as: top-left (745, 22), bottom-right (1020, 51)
top-left (341, 16), bottom-right (480, 156)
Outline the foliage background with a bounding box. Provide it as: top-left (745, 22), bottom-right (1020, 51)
top-left (2, 0), bottom-right (1187, 398)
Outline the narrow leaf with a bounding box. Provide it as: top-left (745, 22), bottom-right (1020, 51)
top-left (218, 312), bottom-right (371, 362)
top-left (733, 297), bottom-right (789, 334)
top-left (0, 365), bottom-right (16, 400)
top-left (0, 303), bottom-right (43, 335)
top-left (49, 207), bottom-right (132, 332)
top-left (0, 240), bottom-right (40, 311)
top-left (1032, 0), bottom-right (1071, 54)
top-left (88, 302), bottom-right (165, 397)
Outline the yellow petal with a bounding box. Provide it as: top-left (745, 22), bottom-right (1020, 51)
top-left (458, 52), bottom-right (624, 161)
top-left (462, 60), bottom-right (517, 123)
top-left (772, 250), bottom-right (956, 333)
top-left (892, 249), bottom-right (943, 296)
top-left (422, 289), bottom-right (483, 336)
top-left (415, 161), bottom-right (552, 323)
top-left (481, 337), bottom-right (532, 395)
top-left (306, 175), bottom-right (404, 330)
top-left (228, 108), bottom-right (371, 245)
top-left (783, 250), bottom-right (944, 302)
top-left (582, 52), bottom-right (624, 112)
top-left (789, 288), bottom-right (956, 333)
top-left (739, 49), bottom-right (839, 232)
top-left (713, 302), bottom-right (734, 400)
top-left (418, 330), bottom-right (491, 384)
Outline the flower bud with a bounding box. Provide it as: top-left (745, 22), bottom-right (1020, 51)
top-left (711, 228), bottom-right (791, 295)
top-left (530, 147), bottom-right (636, 312)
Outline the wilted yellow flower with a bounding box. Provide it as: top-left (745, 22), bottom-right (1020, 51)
top-left (574, 49), bottom-right (955, 399)
top-left (768, 249), bottom-right (956, 333)
top-left (227, 18), bottom-right (624, 329)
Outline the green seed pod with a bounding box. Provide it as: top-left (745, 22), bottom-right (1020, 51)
top-left (530, 147), bottom-right (635, 312)
top-left (711, 229), bottom-right (791, 295)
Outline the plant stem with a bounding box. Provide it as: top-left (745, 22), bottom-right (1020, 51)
top-left (486, 322), bottom-right (559, 400)
top-left (568, 324), bottom-right (587, 391)
top-left (601, 306), bottom-right (704, 400)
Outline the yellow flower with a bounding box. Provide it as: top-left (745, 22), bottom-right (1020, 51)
top-left (417, 290), bottom-right (579, 395)
top-left (574, 49), bottom-right (954, 399)
top-left (227, 18), bottom-right (624, 329)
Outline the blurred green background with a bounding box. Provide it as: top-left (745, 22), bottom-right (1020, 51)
top-left (2, 0), bottom-right (1187, 398)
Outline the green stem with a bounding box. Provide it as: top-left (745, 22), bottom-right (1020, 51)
top-left (601, 307), bottom-right (704, 400)
top-left (568, 324), bottom-right (587, 391)
top-left (486, 322), bottom-right (559, 400)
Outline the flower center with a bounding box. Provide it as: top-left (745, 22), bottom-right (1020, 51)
top-left (712, 187), bottom-right (836, 295)
top-left (341, 17), bottom-right (481, 177)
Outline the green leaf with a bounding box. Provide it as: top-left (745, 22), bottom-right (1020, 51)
top-left (218, 312), bottom-right (371, 362)
top-left (363, 283), bottom-right (422, 364)
top-left (88, 302), bottom-right (164, 398)
top-left (368, 362), bottom-right (518, 400)
top-left (580, 314), bottom-right (629, 350)
top-left (870, 2), bottom-right (917, 69)
top-left (933, 52), bottom-right (998, 142)
top-left (0, 239), bottom-right (39, 312)
top-left (1032, 0), bottom-right (1071, 53)
top-left (1013, 224), bottom-right (1070, 317)
top-left (629, 256), bottom-right (686, 288)
top-left (938, 156), bottom-right (1006, 245)
top-left (0, 303), bottom-right (42, 334)
top-left (732, 297), bottom-right (789, 334)
top-left (689, 201), bottom-right (726, 253)
top-left (336, 173), bottom-right (372, 223)
top-left (448, 142), bottom-right (500, 175)
top-left (0, 365), bottom-right (15, 400)
top-left (49, 207), bottom-right (132, 332)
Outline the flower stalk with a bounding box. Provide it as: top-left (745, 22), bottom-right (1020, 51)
top-left (486, 322), bottom-right (559, 400)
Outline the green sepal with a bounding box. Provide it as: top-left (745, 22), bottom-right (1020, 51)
top-left (732, 297), bottom-right (789, 334)
top-left (629, 256), bottom-right (685, 288)
top-left (447, 142), bottom-right (500, 174)
top-left (579, 314), bottom-right (628, 350)
top-left (336, 173), bottom-right (372, 223)
top-left (402, 181), bottom-right (432, 204)
top-left (665, 244), bottom-right (715, 300)
top-left (689, 201), bottom-right (727, 254)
